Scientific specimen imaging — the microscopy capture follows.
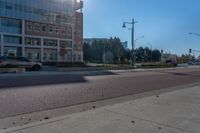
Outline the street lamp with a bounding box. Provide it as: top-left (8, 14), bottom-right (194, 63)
top-left (189, 32), bottom-right (200, 37)
top-left (146, 43), bottom-right (153, 62)
top-left (122, 19), bottom-right (138, 67)
top-left (188, 32), bottom-right (200, 59)
top-left (135, 36), bottom-right (145, 42)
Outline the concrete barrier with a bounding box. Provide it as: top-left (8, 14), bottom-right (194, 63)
top-left (0, 67), bottom-right (26, 73)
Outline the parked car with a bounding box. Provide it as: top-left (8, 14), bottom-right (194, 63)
top-left (194, 62), bottom-right (200, 65)
top-left (0, 56), bottom-right (17, 66)
top-left (188, 61), bottom-right (194, 65)
top-left (0, 56), bottom-right (42, 71)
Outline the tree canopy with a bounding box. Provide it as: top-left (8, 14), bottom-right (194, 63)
top-left (83, 38), bottom-right (162, 64)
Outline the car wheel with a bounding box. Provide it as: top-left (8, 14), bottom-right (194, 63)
top-left (32, 65), bottom-right (41, 71)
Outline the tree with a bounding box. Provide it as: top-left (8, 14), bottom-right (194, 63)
top-left (134, 47), bottom-right (161, 63)
top-left (152, 49), bottom-right (161, 62)
top-left (177, 54), bottom-right (193, 63)
top-left (83, 37), bottom-right (130, 64)
top-left (135, 47), bottom-right (145, 62)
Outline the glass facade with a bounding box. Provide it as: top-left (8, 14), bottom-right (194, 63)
top-left (0, 17), bottom-right (22, 34)
top-left (4, 35), bottom-right (22, 44)
top-left (4, 46), bottom-right (22, 56)
top-left (0, 0), bottom-right (74, 25)
top-left (0, 0), bottom-right (83, 62)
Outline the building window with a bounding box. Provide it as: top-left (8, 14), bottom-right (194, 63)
top-left (61, 30), bottom-right (66, 35)
top-left (25, 48), bottom-right (41, 61)
top-left (73, 54), bottom-right (76, 61)
top-left (43, 49), bottom-right (57, 61)
top-left (60, 41), bottom-right (72, 48)
top-left (78, 54), bottom-right (81, 61)
top-left (26, 22), bottom-right (33, 31)
top-left (43, 53), bottom-right (47, 60)
top-left (44, 39), bottom-right (58, 47)
top-left (34, 53), bottom-right (40, 60)
top-left (25, 38), bottom-right (41, 46)
top-left (4, 35), bottom-right (22, 44)
top-left (54, 27), bottom-right (60, 34)
top-left (48, 25), bottom-right (53, 33)
top-left (66, 26), bottom-right (72, 39)
top-left (26, 38), bottom-right (31, 45)
top-left (27, 53), bottom-right (32, 60)
top-left (49, 53), bottom-right (54, 60)
top-left (41, 25), bottom-right (47, 32)
top-left (67, 55), bottom-right (71, 61)
top-left (4, 46), bottom-right (22, 57)
top-left (34, 24), bottom-right (40, 32)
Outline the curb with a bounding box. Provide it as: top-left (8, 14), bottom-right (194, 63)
top-left (0, 68), bottom-right (26, 73)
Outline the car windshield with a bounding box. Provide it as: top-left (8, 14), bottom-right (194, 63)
top-left (16, 57), bottom-right (29, 62)
top-left (1, 0), bottom-right (200, 133)
top-left (7, 57), bottom-right (16, 60)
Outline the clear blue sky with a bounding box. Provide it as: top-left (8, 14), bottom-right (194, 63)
top-left (83, 0), bottom-right (200, 56)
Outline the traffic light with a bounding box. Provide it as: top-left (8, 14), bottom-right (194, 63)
top-left (189, 49), bottom-right (192, 53)
top-left (161, 50), bottom-right (163, 54)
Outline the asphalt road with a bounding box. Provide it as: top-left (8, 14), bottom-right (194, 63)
top-left (0, 68), bottom-right (200, 119)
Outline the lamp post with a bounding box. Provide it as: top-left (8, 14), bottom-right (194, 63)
top-left (135, 36), bottom-right (145, 42)
top-left (189, 32), bottom-right (200, 37)
top-left (122, 19), bottom-right (138, 67)
top-left (146, 43), bottom-right (153, 62)
top-left (188, 32), bottom-right (200, 59)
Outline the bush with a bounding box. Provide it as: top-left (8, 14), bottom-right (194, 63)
top-left (56, 62), bottom-right (87, 67)
top-left (0, 64), bottom-right (21, 68)
top-left (140, 63), bottom-right (176, 68)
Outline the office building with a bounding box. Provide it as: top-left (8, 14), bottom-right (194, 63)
top-left (0, 0), bottom-right (83, 63)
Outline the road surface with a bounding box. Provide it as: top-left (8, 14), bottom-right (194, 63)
top-left (0, 68), bottom-right (200, 119)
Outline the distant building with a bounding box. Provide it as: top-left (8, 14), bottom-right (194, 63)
top-left (84, 38), bottom-right (108, 45)
top-left (161, 54), bottom-right (177, 64)
top-left (121, 41), bottom-right (128, 50)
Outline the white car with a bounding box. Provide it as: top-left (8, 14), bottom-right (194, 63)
top-left (0, 56), bottom-right (42, 71)
top-left (0, 56), bottom-right (16, 66)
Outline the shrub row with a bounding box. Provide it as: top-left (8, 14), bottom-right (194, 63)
top-left (0, 64), bottom-right (21, 68)
top-left (140, 63), bottom-right (176, 68)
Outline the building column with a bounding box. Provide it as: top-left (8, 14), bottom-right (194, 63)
top-left (81, 51), bottom-right (83, 62)
top-left (41, 38), bottom-right (44, 62)
top-left (57, 39), bottom-right (60, 62)
top-left (72, 23), bottom-right (75, 63)
top-left (0, 34), bottom-right (3, 56)
top-left (22, 20), bottom-right (25, 57)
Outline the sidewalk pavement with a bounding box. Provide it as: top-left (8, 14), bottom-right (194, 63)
top-left (2, 84), bottom-right (200, 133)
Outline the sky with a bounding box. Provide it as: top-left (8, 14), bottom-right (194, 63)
top-left (83, 0), bottom-right (200, 56)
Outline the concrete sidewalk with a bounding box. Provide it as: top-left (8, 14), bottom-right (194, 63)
top-left (2, 85), bottom-right (200, 133)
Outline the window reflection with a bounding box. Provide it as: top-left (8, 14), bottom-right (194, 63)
top-left (0, 0), bottom-right (74, 25)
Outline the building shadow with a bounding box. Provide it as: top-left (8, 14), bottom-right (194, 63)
top-left (0, 70), bottom-right (117, 89)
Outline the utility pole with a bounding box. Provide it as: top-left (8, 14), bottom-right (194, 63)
top-left (131, 19), bottom-right (135, 67)
top-left (123, 18), bottom-right (138, 67)
top-left (103, 43), bottom-right (106, 65)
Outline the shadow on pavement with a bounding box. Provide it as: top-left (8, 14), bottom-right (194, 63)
top-left (157, 70), bottom-right (200, 77)
top-left (0, 70), bottom-right (116, 89)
